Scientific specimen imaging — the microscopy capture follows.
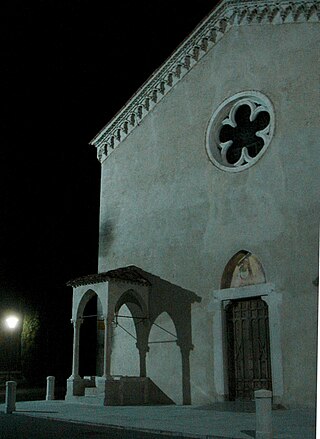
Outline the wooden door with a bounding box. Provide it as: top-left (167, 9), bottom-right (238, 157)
top-left (226, 298), bottom-right (272, 400)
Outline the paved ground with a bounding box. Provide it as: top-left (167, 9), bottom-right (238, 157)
top-left (0, 400), bottom-right (316, 439)
top-left (0, 412), bottom-right (214, 439)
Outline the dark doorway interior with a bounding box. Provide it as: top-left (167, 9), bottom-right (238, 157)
top-left (79, 295), bottom-right (97, 377)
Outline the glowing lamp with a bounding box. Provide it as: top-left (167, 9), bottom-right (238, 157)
top-left (5, 316), bottom-right (19, 330)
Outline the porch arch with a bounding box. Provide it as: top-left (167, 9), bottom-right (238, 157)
top-left (146, 307), bottom-right (193, 405)
top-left (79, 293), bottom-right (101, 377)
top-left (147, 311), bottom-right (182, 404)
top-left (111, 304), bottom-right (140, 376)
top-left (114, 289), bottom-right (147, 316)
top-left (74, 288), bottom-right (106, 321)
top-left (112, 289), bottom-right (150, 378)
top-left (70, 288), bottom-right (104, 380)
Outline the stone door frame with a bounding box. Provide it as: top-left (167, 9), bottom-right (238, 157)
top-left (208, 283), bottom-right (284, 404)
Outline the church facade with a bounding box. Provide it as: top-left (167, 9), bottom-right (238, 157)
top-left (66, 0), bottom-right (319, 408)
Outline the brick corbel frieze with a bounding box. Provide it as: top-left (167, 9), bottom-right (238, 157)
top-left (90, 0), bottom-right (320, 163)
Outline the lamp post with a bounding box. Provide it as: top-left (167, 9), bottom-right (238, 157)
top-left (4, 315), bottom-right (20, 381)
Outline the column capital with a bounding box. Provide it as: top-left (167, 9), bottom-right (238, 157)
top-left (176, 342), bottom-right (194, 354)
top-left (70, 318), bottom-right (84, 327)
top-left (136, 343), bottom-right (150, 354)
top-left (102, 314), bottom-right (114, 324)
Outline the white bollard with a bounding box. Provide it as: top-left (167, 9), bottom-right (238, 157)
top-left (255, 389), bottom-right (273, 439)
top-left (46, 376), bottom-right (55, 401)
top-left (5, 381), bottom-right (17, 414)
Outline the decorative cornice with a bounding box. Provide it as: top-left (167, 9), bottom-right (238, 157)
top-left (90, 0), bottom-right (320, 163)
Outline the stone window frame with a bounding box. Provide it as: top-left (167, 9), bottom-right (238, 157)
top-left (206, 91), bottom-right (275, 172)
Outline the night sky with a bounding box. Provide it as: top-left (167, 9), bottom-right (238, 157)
top-left (1, 0), bottom-right (219, 379)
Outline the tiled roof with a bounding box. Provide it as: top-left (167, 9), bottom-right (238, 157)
top-left (67, 265), bottom-right (151, 287)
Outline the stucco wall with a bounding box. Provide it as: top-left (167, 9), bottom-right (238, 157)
top-left (98, 23), bottom-right (319, 406)
top-left (111, 304), bottom-right (140, 377)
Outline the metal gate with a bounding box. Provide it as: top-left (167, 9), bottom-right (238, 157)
top-left (226, 298), bottom-right (272, 400)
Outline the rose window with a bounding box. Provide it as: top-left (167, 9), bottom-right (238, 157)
top-left (206, 92), bottom-right (275, 172)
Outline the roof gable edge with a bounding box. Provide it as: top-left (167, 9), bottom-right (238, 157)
top-left (90, 0), bottom-right (320, 163)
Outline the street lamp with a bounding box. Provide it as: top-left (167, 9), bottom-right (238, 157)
top-left (5, 316), bottom-right (19, 330)
top-left (4, 315), bottom-right (20, 380)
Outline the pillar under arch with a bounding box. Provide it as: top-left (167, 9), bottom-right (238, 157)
top-left (70, 318), bottom-right (83, 379)
top-left (178, 343), bottom-right (193, 405)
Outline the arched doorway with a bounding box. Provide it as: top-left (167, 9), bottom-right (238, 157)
top-left (79, 293), bottom-right (102, 377)
top-left (79, 294), bottom-right (96, 377)
top-left (221, 251), bottom-right (272, 401)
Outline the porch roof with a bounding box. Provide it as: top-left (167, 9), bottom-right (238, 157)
top-left (67, 265), bottom-right (151, 288)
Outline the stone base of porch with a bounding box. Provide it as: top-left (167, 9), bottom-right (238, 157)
top-left (65, 376), bottom-right (175, 406)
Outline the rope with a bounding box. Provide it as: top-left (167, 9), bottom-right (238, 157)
top-left (115, 323), bottom-right (137, 340)
top-left (112, 316), bottom-right (178, 344)
top-left (115, 314), bottom-right (148, 320)
top-left (152, 321), bottom-right (177, 339)
top-left (115, 315), bottom-right (146, 326)
top-left (149, 340), bottom-right (177, 344)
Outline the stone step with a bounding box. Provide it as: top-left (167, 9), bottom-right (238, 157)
top-left (84, 387), bottom-right (99, 396)
top-left (68, 395), bottom-right (105, 405)
top-left (67, 376), bottom-right (175, 406)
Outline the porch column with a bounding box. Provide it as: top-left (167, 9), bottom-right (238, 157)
top-left (70, 318), bottom-right (83, 379)
top-left (137, 344), bottom-right (149, 377)
top-left (103, 315), bottom-right (113, 378)
top-left (178, 344), bottom-right (193, 405)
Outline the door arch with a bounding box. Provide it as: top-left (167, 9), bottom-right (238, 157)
top-left (221, 250), bottom-right (266, 289)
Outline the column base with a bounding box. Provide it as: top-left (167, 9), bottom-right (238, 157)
top-left (216, 394), bottom-right (228, 402)
top-left (66, 376), bottom-right (85, 398)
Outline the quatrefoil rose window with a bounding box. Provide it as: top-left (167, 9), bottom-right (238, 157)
top-left (206, 92), bottom-right (275, 172)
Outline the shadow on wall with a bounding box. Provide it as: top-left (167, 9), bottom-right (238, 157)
top-left (109, 268), bottom-right (202, 405)
top-left (99, 220), bottom-right (114, 260)
top-left (111, 304), bottom-right (140, 377)
top-left (147, 311), bottom-right (182, 404)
